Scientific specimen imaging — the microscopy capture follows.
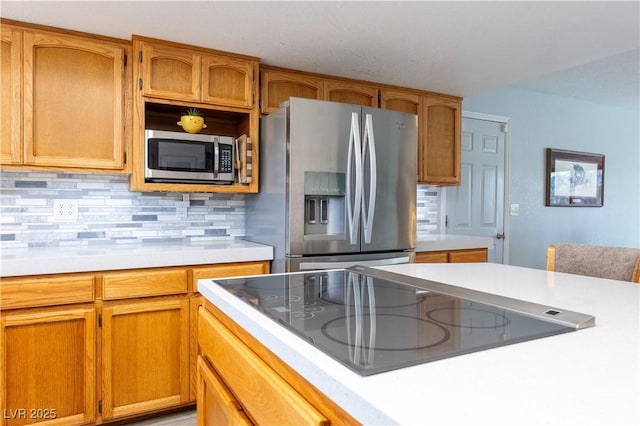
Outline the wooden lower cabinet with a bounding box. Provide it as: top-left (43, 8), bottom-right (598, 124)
top-left (100, 297), bottom-right (190, 420)
top-left (198, 301), bottom-right (358, 425)
top-left (416, 248), bottom-right (488, 263)
top-left (0, 260), bottom-right (270, 425)
top-left (1, 305), bottom-right (96, 426)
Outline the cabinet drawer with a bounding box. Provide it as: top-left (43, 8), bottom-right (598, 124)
top-left (102, 268), bottom-right (188, 300)
top-left (198, 307), bottom-right (327, 425)
top-left (416, 251), bottom-right (448, 263)
top-left (448, 248), bottom-right (488, 263)
top-left (0, 274), bottom-right (95, 310)
top-left (191, 262), bottom-right (269, 290)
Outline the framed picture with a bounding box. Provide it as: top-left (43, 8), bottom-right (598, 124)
top-left (545, 148), bottom-right (604, 207)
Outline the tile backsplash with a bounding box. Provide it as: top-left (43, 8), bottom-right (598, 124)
top-left (0, 171), bottom-right (245, 249)
top-left (0, 171), bottom-right (441, 249)
top-left (417, 185), bottom-right (443, 238)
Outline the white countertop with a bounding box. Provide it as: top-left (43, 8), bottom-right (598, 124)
top-left (198, 263), bottom-right (640, 426)
top-left (417, 234), bottom-right (494, 251)
top-left (0, 240), bottom-right (273, 277)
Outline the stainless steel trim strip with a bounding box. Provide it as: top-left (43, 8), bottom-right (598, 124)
top-left (349, 266), bottom-right (596, 330)
top-left (298, 255), bottom-right (411, 270)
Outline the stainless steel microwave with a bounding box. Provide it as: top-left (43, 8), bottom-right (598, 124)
top-left (144, 129), bottom-right (234, 184)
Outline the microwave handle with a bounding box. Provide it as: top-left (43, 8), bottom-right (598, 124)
top-left (213, 143), bottom-right (219, 176)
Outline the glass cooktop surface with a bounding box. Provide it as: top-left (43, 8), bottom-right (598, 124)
top-left (214, 266), bottom-right (595, 376)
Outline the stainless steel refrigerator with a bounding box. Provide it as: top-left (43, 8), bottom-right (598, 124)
top-left (246, 97), bottom-right (417, 272)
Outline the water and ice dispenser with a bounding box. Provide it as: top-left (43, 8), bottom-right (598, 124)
top-left (304, 172), bottom-right (346, 239)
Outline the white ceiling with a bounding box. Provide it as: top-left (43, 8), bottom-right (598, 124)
top-left (3, 1), bottom-right (639, 110)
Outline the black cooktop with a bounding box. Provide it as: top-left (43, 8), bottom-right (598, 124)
top-left (214, 266), bottom-right (595, 376)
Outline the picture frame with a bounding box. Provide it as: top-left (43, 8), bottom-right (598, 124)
top-left (545, 148), bottom-right (604, 207)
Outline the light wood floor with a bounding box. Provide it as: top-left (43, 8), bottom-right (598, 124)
top-left (123, 409), bottom-right (196, 426)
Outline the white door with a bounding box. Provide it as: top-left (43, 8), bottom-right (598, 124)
top-left (446, 116), bottom-right (507, 263)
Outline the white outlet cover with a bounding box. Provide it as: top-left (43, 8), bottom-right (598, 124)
top-left (53, 199), bottom-right (79, 221)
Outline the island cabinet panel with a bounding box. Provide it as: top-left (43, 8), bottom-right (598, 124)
top-left (198, 306), bottom-right (329, 425)
top-left (416, 248), bottom-right (488, 263)
top-left (188, 260), bottom-right (269, 401)
top-left (260, 68), bottom-right (324, 114)
top-left (197, 357), bottom-right (252, 426)
top-left (419, 94), bottom-right (462, 185)
top-left (1, 26), bottom-right (22, 165)
top-left (21, 29), bottom-right (128, 171)
top-left (0, 306), bottom-right (96, 426)
top-left (100, 297), bottom-right (190, 420)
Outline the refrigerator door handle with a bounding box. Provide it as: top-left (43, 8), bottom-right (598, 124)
top-left (362, 113), bottom-right (377, 244)
top-left (346, 112), bottom-right (362, 245)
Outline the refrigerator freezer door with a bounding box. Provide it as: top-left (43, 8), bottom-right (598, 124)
top-left (360, 107), bottom-right (417, 252)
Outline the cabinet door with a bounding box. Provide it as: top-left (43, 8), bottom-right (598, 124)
top-left (1, 307), bottom-right (96, 426)
top-left (139, 42), bottom-right (201, 102)
top-left (324, 80), bottom-right (379, 107)
top-left (101, 297), bottom-right (190, 420)
top-left (199, 307), bottom-right (327, 425)
top-left (419, 95), bottom-right (461, 185)
top-left (189, 261), bottom-right (269, 401)
top-left (202, 54), bottom-right (257, 108)
top-left (197, 356), bottom-right (251, 426)
top-left (1, 26), bottom-right (22, 165)
top-left (22, 30), bottom-right (127, 170)
top-left (380, 89), bottom-right (420, 115)
top-left (260, 68), bottom-right (324, 114)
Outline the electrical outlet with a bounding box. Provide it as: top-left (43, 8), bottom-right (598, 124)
top-left (53, 199), bottom-right (79, 221)
top-left (176, 201), bottom-right (188, 219)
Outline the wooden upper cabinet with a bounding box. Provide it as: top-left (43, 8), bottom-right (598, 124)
top-left (1, 26), bottom-right (22, 165)
top-left (260, 68), bottom-right (324, 114)
top-left (380, 89), bottom-right (420, 115)
top-left (139, 42), bottom-right (201, 102)
top-left (202, 54), bottom-right (256, 108)
top-left (324, 79), bottom-right (378, 107)
top-left (22, 29), bottom-right (128, 170)
top-left (419, 94), bottom-right (461, 185)
top-left (137, 38), bottom-right (258, 109)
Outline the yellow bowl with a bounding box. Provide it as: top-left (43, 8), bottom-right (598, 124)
top-left (177, 115), bottom-right (207, 133)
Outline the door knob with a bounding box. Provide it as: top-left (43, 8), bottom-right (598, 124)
top-left (496, 233), bottom-right (505, 239)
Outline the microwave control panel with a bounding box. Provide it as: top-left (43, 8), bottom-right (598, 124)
top-left (219, 144), bottom-right (233, 173)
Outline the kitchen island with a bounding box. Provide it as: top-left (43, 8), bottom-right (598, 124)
top-left (197, 263), bottom-right (640, 425)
